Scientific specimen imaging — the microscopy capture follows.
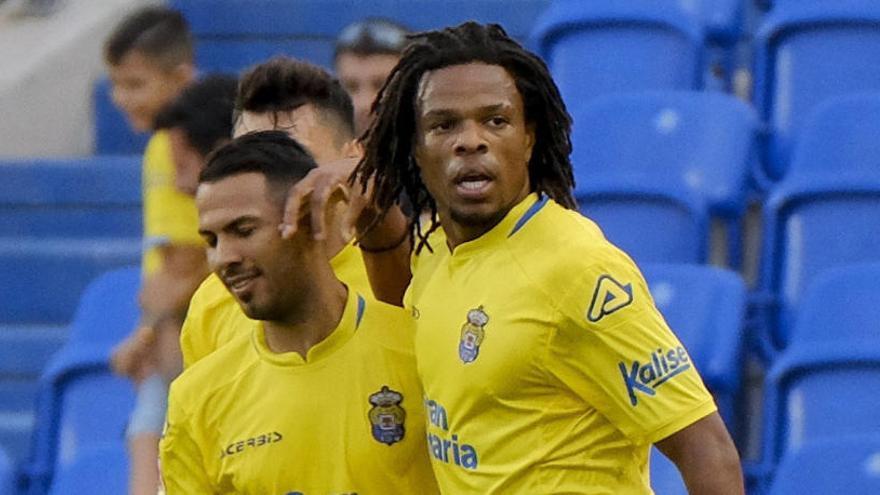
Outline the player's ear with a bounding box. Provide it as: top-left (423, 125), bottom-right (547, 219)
top-left (341, 138), bottom-right (363, 160)
top-left (524, 123), bottom-right (536, 164)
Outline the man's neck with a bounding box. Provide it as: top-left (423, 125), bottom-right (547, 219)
top-left (441, 211), bottom-right (508, 251)
top-left (262, 270), bottom-right (348, 360)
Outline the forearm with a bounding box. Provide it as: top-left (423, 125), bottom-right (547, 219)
top-left (655, 413), bottom-right (744, 495)
top-left (357, 206), bottom-right (412, 306)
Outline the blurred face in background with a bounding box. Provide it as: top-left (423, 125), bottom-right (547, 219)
top-left (167, 127), bottom-right (209, 196)
top-left (107, 50), bottom-right (193, 132)
top-left (335, 52), bottom-right (400, 135)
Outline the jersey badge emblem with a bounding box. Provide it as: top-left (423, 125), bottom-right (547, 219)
top-left (459, 306), bottom-right (489, 364)
top-left (368, 385), bottom-right (406, 445)
top-left (587, 275), bottom-right (633, 322)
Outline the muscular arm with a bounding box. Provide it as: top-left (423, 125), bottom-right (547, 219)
top-left (655, 412), bottom-right (744, 495)
top-left (357, 206), bottom-right (412, 306)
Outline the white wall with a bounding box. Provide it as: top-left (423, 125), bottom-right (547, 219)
top-left (0, 0), bottom-right (158, 158)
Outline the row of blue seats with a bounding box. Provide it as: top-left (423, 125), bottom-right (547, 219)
top-left (95, 0), bottom-right (745, 153)
top-left (8, 260), bottom-right (880, 494)
top-left (573, 91), bottom-right (880, 359)
top-left (94, 0), bottom-right (880, 191)
top-left (534, 0), bottom-right (880, 182)
top-left (0, 156), bottom-right (140, 326)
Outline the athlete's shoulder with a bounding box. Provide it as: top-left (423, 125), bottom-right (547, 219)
top-left (357, 295), bottom-right (416, 356)
top-left (510, 198), bottom-right (633, 272)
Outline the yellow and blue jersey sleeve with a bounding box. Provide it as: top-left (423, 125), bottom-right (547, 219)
top-left (547, 245), bottom-right (716, 444)
top-left (142, 131), bottom-right (202, 275)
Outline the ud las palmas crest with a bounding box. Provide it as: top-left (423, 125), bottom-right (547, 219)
top-left (459, 306), bottom-right (489, 364)
top-left (368, 386), bottom-right (406, 446)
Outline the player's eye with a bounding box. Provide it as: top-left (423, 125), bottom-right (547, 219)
top-left (201, 234), bottom-right (217, 248)
top-left (486, 116), bottom-right (509, 128)
top-left (235, 226), bottom-right (255, 238)
top-left (431, 120), bottom-right (455, 132)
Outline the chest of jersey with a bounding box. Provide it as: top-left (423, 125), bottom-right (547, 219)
top-left (200, 347), bottom-right (430, 494)
top-left (414, 257), bottom-right (558, 399)
top-left (412, 249), bottom-right (576, 448)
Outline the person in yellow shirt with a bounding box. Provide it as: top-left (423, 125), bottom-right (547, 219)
top-left (102, 8), bottom-right (203, 495)
top-left (350, 22), bottom-right (745, 494)
top-left (160, 131), bottom-right (438, 494)
top-left (179, 57), bottom-right (378, 368)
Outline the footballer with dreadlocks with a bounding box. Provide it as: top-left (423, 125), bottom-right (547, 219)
top-left (350, 21), bottom-right (744, 494)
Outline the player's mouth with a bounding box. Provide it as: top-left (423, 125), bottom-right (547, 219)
top-left (223, 270), bottom-right (261, 299)
top-left (453, 172), bottom-right (494, 201)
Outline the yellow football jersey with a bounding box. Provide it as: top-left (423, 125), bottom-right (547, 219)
top-left (142, 131), bottom-right (202, 275)
top-left (161, 290), bottom-right (439, 494)
top-left (407, 193), bottom-right (716, 494)
top-left (180, 242), bottom-right (370, 368)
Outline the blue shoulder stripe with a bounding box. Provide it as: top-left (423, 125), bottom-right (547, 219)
top-left (508, 195), bottom-right (549, 237)
top-left (355, 294), bottom-right (366, 330)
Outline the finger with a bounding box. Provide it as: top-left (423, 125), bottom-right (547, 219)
top-left (281, 188), bottom-right (314, 239)
top-left (310, 182), bottom-right (350, 241)
top-left (342, 192), bottom-right (369, 237)
top-left (280, 171), bottom-right (321, 237)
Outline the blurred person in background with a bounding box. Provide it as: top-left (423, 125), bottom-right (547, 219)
top-left (101, 6), bottom-right (202, 494)
top-left (334, 17), bottom-right (410, 135)
top-left (148, 73), bottom-right (239, 381)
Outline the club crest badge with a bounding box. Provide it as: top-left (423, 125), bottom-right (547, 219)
top-left (459, 306), bottom-right (489, 364)
top-left (368, 386), bottom-right (406, 446)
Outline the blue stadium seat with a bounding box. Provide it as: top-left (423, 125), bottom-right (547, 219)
top-left (0, 239), bottom-right (141, 325)
top-left (61, 266), bottom-right (141, 348)
top-left (0, 446), bottom-right (14, 495)
top-left (643, 263), bottom-right (747, 435)
top-left (23, 267), bottom-right (139, 495)
top-left (531, 1), bottom-right (704, 107)
top-left (695, 0), bottom-right (744, 45)
top-left (760, 264), bottom-right (880, 475)
top-left (760, 95), bottom-right (880, 350)
top-left (52, 374), bottom-right (135, 473)
top-left (680, 0), bottom-right (746, 91)
top-left (0, 326), bottom-right (66, 468)
top-left (767, 436), bottom-right (880, 495)
top-left (650, 447), bottom-right (687, 495)
top-left (577, 186), bottom-right (708, 264)
top-left (92, 78), bottom-right (150, 155)
top-left (754, 1), bottom-right (880, 179)
top-left (0, 156), bottom-right (142, 239)
top-left (570, 91), bottom-right (757, 266)
top-left (48, 443), bottom-right (128, 495)
top-left (172, 0), bottom-right (551, 71)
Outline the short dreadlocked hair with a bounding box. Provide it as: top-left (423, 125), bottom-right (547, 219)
top-left (353, 21), bottom-right (575, 251)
